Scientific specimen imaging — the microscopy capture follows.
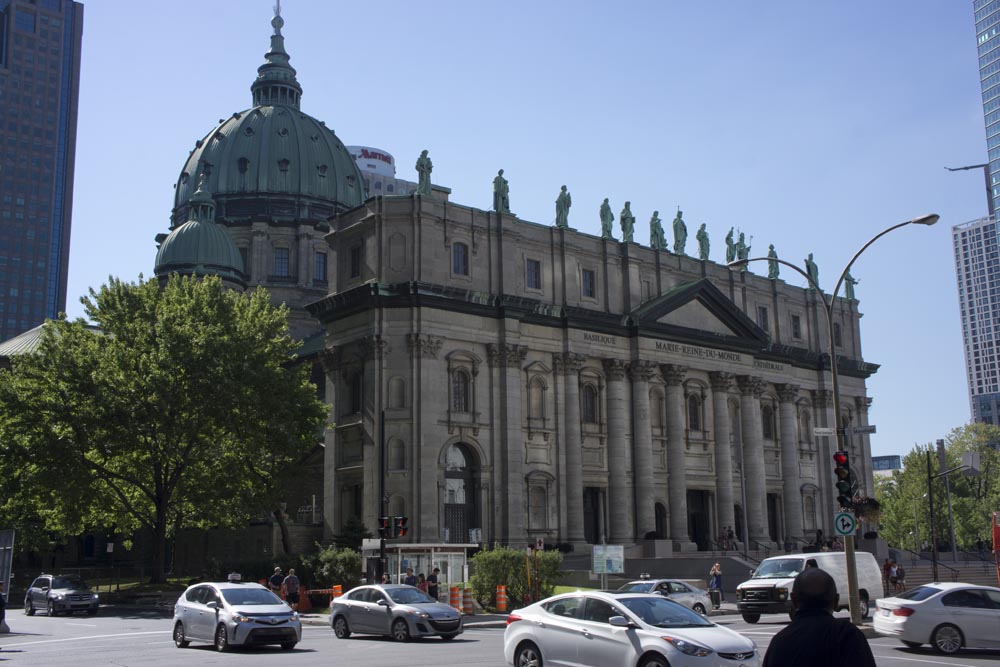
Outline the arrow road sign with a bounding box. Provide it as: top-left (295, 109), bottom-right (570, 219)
top-left (848, 425), bottom-right (877, 435)
top-left (834, 511), bottom-right (856, 536)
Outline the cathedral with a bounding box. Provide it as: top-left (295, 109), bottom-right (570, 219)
top-left (153, 7), bottom-right (877, 555)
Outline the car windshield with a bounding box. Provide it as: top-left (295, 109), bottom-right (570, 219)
top-left (753, 558), bottom-right (804, 579)
top-left (221, 587), bottom-right (285, 606)
top-left (52, 576), bottom-right (88, 590)
top-left (620, 596), bottom-right (713, 628)
top-left (896, 586), bottom-right (942, 602)
top-left (387, 587), bottom-right (437, 605)
top-left (616, 582), bottom-right (654, 593)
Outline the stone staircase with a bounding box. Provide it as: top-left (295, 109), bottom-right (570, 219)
top-left (884, 558), bottom-right (999, 596)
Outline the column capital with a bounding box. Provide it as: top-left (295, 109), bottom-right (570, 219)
top-left (736, 374), bottom-right (766, 398)
top-left (776, 383), bottom-right (801, 403)
top-left (602, 357), bottom-right (628, 380)
top-left (406, 333), bottom-right (442, 359)
top-left (660, 363), bottom-right (688, 386)
top-left (855, 395), bottom-right (873, 413)
top-left (812, 389), bottom-right (834, 408)
top-left (319, 345), bottom-right (341, 374)
top-left (359, 335), bottom-right (387, 361)
top-left (487, 343), bottom-right (528, 368)
top-left (708, 370), bottom-right (735, 392)
top-left (628, 359), bottom-right (658, 382)
top-left (553, 351), bottom-right (585, 374)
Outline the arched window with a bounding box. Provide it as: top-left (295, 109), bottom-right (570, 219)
top-left (804, 495), bottom-right (817, 531)
top-left (650, 389), bottom-right (664, 431)
top-left (687, 394), bottom-right (702, 431)
top-left (762, 404), bottom-right (776, 440)
top-left (453, 242), bottom-right (469, 276)
top-left (799, 409), bottom-right (811, 443)
top-left (582, 384), bottom-right (599, 423)
top-left (833, 322), bottom-right (843, 347)
top-left (452, 370), bottom-right (471, 412)
top-left (528, 377), bottom-right (545, 421)
top-left (529, 485), bottom-right (548, 530)
top-left (349, 370), bottom-right (363, 414)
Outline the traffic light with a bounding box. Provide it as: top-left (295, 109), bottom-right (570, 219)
top-left (378, 516), bottom-right (391, 539)
top-left (394, 516), bottom-right (409, 538)
top-left (833, 450), bottom-right (853, 508)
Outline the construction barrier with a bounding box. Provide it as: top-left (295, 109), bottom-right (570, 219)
top-left (462, 587), bottom-right (474, 615)
top-left (297, 588), bottom-right (312, 613)
top-left (449, 586), bottom-right (461, 611)
top-left (496, 585), bottom-right (507, 612)
top-left (332, 584), bottom-right (343, 598)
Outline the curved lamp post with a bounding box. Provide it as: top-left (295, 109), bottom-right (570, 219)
top-left (727, 213), bottom-right (938, 624)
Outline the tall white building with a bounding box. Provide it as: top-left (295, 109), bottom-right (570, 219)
top-left (954, 217), bottom-right (1000, 422)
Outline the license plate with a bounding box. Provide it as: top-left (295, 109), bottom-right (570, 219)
top-left (881, 609), bottom-right (891, 616)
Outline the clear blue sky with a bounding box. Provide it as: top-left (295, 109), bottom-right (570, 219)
top-left (68, 1), bottom-right (986, 458)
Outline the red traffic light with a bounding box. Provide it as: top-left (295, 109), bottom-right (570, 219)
top-left (833, 451), bottom-right (849, 466)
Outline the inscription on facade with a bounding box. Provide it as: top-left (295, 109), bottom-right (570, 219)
top-left (583, 332), bottom-right (616, 345)
top-left (654, 340), bottom-right (743, 363)
top-left (754, 360), bottom-right (785, 372)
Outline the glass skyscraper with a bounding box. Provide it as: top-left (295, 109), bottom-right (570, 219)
top-left (0, 0), bottom-right (83, 340)
top-left (978, 1), bottom-right (1000, 213)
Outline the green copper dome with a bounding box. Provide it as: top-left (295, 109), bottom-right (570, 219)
top-left (171, 7), bottom-right (365, 226)
top-left (156, 177), bottom-right (246, 289)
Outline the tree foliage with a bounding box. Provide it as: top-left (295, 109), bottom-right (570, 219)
top-left (470, 545), bottom-right (563, 609)
top-left (875, 423), bottom-right (1000, 553)
top-left (0, 275), bottom-right (328, 581)
top-left (305, 544), bottom-right (363, 591)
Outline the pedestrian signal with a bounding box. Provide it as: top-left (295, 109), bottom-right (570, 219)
top-left (394, 516), bottom-right (408, 538)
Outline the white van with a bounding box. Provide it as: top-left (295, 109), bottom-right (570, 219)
top-left (735, 551), bottom-right (883, 623)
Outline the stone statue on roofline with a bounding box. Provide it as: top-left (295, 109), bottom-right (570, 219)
top-left (555, 185), bottom-right (571, 228)
top-left (672, 209), bottom-right (687, 255)
top-left (725, 227), bottom-right (736, 264)
top-left (767, 244), bottom-right (779, 279)
top-left (493, 169), bottom-right (510, 213)
top-left (649, 211), bottom-right (667, 250)
top-left (844, 270), bottom-right (859, 301)
top-left (415, 149), bottom-right (432, 196)
top-left (620, 201), bottom-right (635, 243)
top-left (696, 223), bottom-right (709, 261)
top-left (805, 253), bottom-right (820, 290)
top-left (600, 198), bottom-right (615, 239)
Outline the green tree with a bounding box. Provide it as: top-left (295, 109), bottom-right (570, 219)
top-left (470, 545), bottom-right (563, 609)
top-left (0, 275), bottom-right (328, 582)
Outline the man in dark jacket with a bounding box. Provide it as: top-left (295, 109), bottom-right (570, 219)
top-left (762, 568), bottom-right (875, 667)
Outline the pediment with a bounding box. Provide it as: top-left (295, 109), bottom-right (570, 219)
top-left (630, 279), bottom-right (769, 345)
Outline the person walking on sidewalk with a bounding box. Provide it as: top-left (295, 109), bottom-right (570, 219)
top-left (282, 568), bottom-right (301, 611)
top-left (708, 562), bottom-right (724, 609)
top-left (762, 568), bottom-right (876, 667)
top-left (268, 567), bottom-right (284, 597)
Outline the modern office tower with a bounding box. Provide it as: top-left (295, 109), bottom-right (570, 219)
top-left (954, 217), bottom-right (1000, 422)
top-left (978, 1), bottom-right (1000, 214)
top-left (0, 0), bottom-right (83, 340)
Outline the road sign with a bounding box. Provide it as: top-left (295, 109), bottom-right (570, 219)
top-left (813, 427), bottom-right (835, 436)
top-left (834, 511), bottom-right (856, 536)
top-left (592, 545), bottom-right (624, 574)
top-left (535, 537), bottom-right (544, 551)
top-left (848, 425), bottom-right (876, 435)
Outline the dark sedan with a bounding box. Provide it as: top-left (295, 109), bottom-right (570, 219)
top-left (330, 584), bottom-right (463, 641)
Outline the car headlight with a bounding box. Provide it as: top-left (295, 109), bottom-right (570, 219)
top-left (92, 593), bottom-right (100, 600)
top-left (293, 612), bottom-right (299, 621)
top-left (662, 636), bottom-right (714, 657)
top-left (406, 610), bottom-right (430, 619)
top-left (776, 587), bottom-right (788, 600)
top-left (233, 614), bottom-right (252, 623)
top-left (53, 593), bottom-right (65, 601)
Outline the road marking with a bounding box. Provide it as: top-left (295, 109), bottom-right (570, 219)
top-left (65, 623), bottom-right (98, 627)
top-left (1, 630), bottom-right (167, 647)
top-left (870, 653), bottom-right (980, 666)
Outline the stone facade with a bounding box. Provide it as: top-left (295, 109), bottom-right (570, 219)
top-left (307, 195), bottom-right (878, 552)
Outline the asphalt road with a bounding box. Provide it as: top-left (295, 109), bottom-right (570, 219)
top-left (2, 607), bottom-right (999, 666)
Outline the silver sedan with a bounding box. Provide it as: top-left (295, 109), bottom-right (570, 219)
top-left (616, 579), bottom-right (712, 615)
top-left (330, 584), bottom-right (463, 641)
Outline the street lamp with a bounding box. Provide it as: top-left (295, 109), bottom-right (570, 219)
top-left (728, 212), bottom-right (938, 625)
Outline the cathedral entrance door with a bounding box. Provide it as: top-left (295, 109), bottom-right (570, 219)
top-left (443, 443), bottom-right (479, 544)
top-left (583, 487), bottom-right (604, 544)
top-left (687, 490), bottom-right (710, 551)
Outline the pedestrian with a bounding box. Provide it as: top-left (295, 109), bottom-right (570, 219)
top-left (381, 572), bottom-right (391, 584)
top-left (831, 537), bottom-right (843, 552)
top-left (727, 526), bottom-right (735, 548)
top-left (0, 579), bottom-right (7, 633)
top-left (882, 558), bottom-right (892, 588)
top-left (416, 573), bottom-right (428, 594)
top-left (268, 566), bottom-right (284, 597)
top-left (403, 567), bottom-right (417, 586)
top-left (427, 567), bottom-right (440, 601)
top-left (888, 561), bottom-right (898, 591)
top-left (762, 568), bottom-right (876, 667)
top-left (282, 568), bottom-right (301, 611)
top-left (718, 527), bottom-right (729, 551)
top-left (709, 562), bottom-right (723, 606)
top-left (894, 564), bottom-right (906, 593)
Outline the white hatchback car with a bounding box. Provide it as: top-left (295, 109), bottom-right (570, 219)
top-left (874, 582), bottom-right (1000, 654)
top-left (172, 574), bottom-right (301, 652)
top-left (616, 579), bottom-right (713, 615)
top-left (504, 591), bottom-right (759, 667)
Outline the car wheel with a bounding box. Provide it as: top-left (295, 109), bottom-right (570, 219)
top-left (24, 598), bottom-right (35, 616)
top-left (391, 618), bottom-right (410, 642)
top-left (859, 594), bottom-right (870, 619)
top-left (47, 600), bottom-right (58, 617)
top-left (932, 624), bottom-right (963, 655)
top-left (693, 603), bottom-right (707, 615)
top-left (441, 633), bottom-right (458, 641)
top-left (280, 642), bottom-right (296, 650)
top-left (214, 624), bottom-right (230, 652)
top-left (639, 654), bottom-right (669, 667)
top-left (742, 612), bottom-right (760, 624)
top-left (332, 615), bottom-right (351, 639)
top-left (173, 622), bottom-right (190, 648)
top-left (902, 640), bottom-right (922, 649)
top-left (514, 641), bottom-right (542, 667)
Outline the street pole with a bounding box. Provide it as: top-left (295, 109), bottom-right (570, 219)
top-left (728, 213), bottom-right (939, 626)
top-left (937, 439), bottom-right (958, 562)
top-left (927, 448), bottom-right (939, 582)
top-left (913, 497), bottom-right (919, 553)
top-left (379, 410), bottom-right (387, 582)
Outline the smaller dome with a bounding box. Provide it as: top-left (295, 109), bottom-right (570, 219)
top-left (155, 190), bottom-right (246, 289)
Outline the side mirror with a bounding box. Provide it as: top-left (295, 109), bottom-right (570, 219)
top-left (749, 569), bottom-right (756, 577)
top-left (206, 601), bottom-right (218, 610)
top-left (608, 615), bottom-right (633, 628)
top-left (377, 599), bottom-right (389, 607)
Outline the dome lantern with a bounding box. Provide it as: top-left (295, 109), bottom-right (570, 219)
top-left (250, 1), bottom-right (302, 110)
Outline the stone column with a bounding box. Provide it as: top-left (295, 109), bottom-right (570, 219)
top-left (709, 371), bottom-right (736, 539)
top-left (407, 334), bottom-right (442, 541)
top-left (489, 343), bottom-right (528, 544)
top-left (556, 352), bottom-right (586, 543)
top-left (296, 224), bottom-right (311, 287)
top-left (630, 360), bottom-right (657, 538)
top-left (603, 358), bottom-right (633, 543)
top-left (251, 222), bottom-right (268, 285)
top-left (662, 363), bottom-right (690, 543)
top-left (813, 389), bottom-right (836, 531)
top-left (737, 375), bottom-right (768, 543)
top-left (855, 396), bottom-right (875, 497)
top-left (777, 383), bottom-right (804, 542)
